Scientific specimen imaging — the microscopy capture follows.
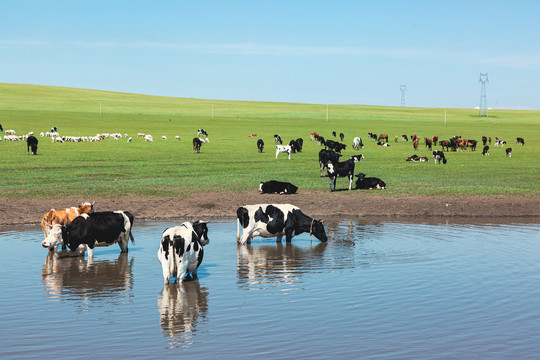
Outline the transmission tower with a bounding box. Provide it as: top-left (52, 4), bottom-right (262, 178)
top-left (400, 85), bottom-right (406, 107)
top-left (479, 73), bottom-right (489, 116)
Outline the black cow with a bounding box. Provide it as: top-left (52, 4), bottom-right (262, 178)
top-left (433, 150), bottom-right (447, 164)
top-left (516, 137), bottom-right (525, 146)
top-left (319, 149), bottom-right (342, 177)
top-left (332, 131), bottom-right (337, 137)
top-left (468, 140), bottom-right (478, 151)
top-left (236, 204), bottom-right (327, 244)
top-left (259, 180), bottom-right (298, 194)
top-left (339, 132), bottom-right (344, 141)
top-left (289, 139), bottom-right (302, 153)
top-left (325, 139), bottom-right (347, 153)
top-left (274, 134), bottom-right (282, 144)
top-left (482, 145), bottom-right (490, 156)
top-left (327, 155), bottom-right (364, 191)
top-left (401, 134), bottom-right (409, 141)
top-left (257, 139), bottom-right (264, 153)
top-left (506, 148), bottom-right (512, 158)
top-left (482, 136), bottom-right (488, 146)
top-left (41, 211), bottom-right (135, 257)
top-left (27, 135), bottom-right (38, 155)
top-left (193, 137), bottom-right (205, 153)
top-left (197, 129), bottom-right (208, 137)
top-left (0, 123), bottom-right (3, 132)
top-left (355, 173), bottom-right (386, 190)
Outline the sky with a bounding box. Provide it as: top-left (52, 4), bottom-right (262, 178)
top-left (1, 0), bottom-right (539, 109)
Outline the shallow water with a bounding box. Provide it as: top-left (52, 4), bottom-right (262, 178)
top-left (1, 218), bottom-right (539, 359)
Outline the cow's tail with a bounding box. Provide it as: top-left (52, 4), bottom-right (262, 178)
top-left (129, 231), bottom-right (135, 243)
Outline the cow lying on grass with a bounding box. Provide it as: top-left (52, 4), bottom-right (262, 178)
top-left (355, 173), bottom-right (386, 190)
top-left (259, 180), bottom-right (298, 194)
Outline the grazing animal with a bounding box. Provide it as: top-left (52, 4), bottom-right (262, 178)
top-left (158, 220), bottom-right (209, 283)
top-left (506, 148), bottom-right (512, 158)
top-left (5, 129), bottom-right (16, 135)
top-left (495, 138), bottom-right (506, 147)
top-left (162, 136), bottom-right (167, 140)
top-left (325, 139), bottom-right (347, 153)
top-left (433, 150), bottom-right (447, 164)
top-left (377, 141), bottom-right (390, 147)
top-left (327, 155), bottom-right (364, 191)
top-left (394, 135), bottom-right (398, 142)
top-left (516, 137), bottom-right (525, 146)
top-left (424, 137), bottom-right (433, 150)
top-left (401, 134), bottom-right (409, 141)
top-left (310, 132), bottom-right (319, 140)
top-left (288, 139), bottom-right (301, 153)
top-left (26, 135), bottom-right (38, 155)
top-left (41, 211), bottom-right (135, 257)
top-left (259, 180), bottom-right (298, 194)
top-left (41, 202), bottom-right (95, 240)
top-left (274, 134), bottom-right (282, 144)
top-left (439, 140), bottom-right (450, 151)
top-left (482, 136), bottom-right (488, 146)
top-left (236, 204), bottom-right (327, 244)
top-left (197, 129), bottom-right (208, 137)
top-left (0, 123), bottom-right (3, 132)
top-left (482, 146), bottom-right (490, 156)
top-left (332, 131), bottom-right (337, 137)
top-left (432, 136), bottom-right (438, 146)
top-left (378, 134), bottom-right (388, 143)
top-left (144, 134), bottom-right (154, 142)
top-left (413, 140), bottom-right (419, 150)
top-left (127, 137), bottom-right (132, 143)
top-left (319, 149), bottom-right (342, 177)
top-left (355, 173), bottom-right (386, 190)
top-left (368, 132), bottom-right (378, 140)
top-left (339, 132), bottom-right (345, 141)
top-left (467, 140), bottom-right (478, 151)
top-left (257, 139), bottom-right (264, 153)
top-left (193, 137), bottom-right (206, 153)
top-left (352, 137), bottom-right (364, 150)
top-left (248, 134), bottom-right (258, 137)
top-left (175, 136), bottom-right (181, 140)
top-left (275, 145), bottom-right (292, 160)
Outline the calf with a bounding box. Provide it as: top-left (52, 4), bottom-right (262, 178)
top-left (506, 148), bottom-right (512, 158)
top-left (41, 211), bottom-right (135, 257)
top-left (516, 137), bottom-right (525, 146)
top-left (259, 180), bottom-right (298, 194)
top-left (495, 138), bottom-right (506, 147)
top-left (158, 220), bottom-right (209, 283)
top-left (377, 141), bottom-right (390, 147)
top-left (432, 135), bottom-right (438, 146)
top-left (355, 173), bottom-right (386, 190)
top-left (378, 134), bottom-right (388, 142)
top-left (257, 139), bottom-right (264, 153)
top-left (197, 129), bottom-right (208, 137)
top-left (274, 134), bottom-right (282, 144)
top-left (424, 137), bottom-right (433, 150)
top-left (352, 137), bottom-right (364, 150)
top-left (275, 145), bottom-right (292, 160)
top-left (339, 132), bottom-right (345, 141)
top-left (401, 134), bottom-right (409, 141)
top-left (327, 155), bottom-right (364, 191)
top-left (413, 140), bottom-right (419, 150)
top-left (27, 135), bottom-right (38, 155)
top-left (236, 204), bottom-right (327, 244)
top-left (482, 136), bottom-right (488, 146)
top-left (482, 145), bottom-right (490, 156)
top-left (193, 137), bottom-right (206, 153)
top-left (433, 150), bottom-right (447, 164)
top-left (319, 149), bottom-right (342, 177)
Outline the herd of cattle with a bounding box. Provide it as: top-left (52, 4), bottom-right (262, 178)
top-left (39, 201), bottom-right (327, 283)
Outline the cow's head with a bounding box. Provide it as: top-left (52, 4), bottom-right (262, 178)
top-left (78, 201), bottom-right (95, 215)
top-left (259, 182), bottom-right (264, 193)
top-left (351, 154), bottom-right (364, 162)
top-left (41, 224), bottom-right (65, 251)
top-left (310, 219), bottom-right (328, 242)
top-left (356, 172), bottom-right (366, 180)
top-left (193, 220), bottom-right (210, 246)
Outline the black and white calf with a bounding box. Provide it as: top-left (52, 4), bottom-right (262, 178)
top-left (376, 141), bottom-right (390, 147)
top-left (275, 145), bottom-right (292, 160)
top-left (433, 150), bottom-right (447, 164)
top-left (327, 155), bottom-right (364, 191)
top-left (197, 129), bottom-right (208, 137)
top-left (41, 211), bottom-right (135, 257)
top-left (506, 148), bottom-right (512, 158)
top-left (516, 137), bottom-right (525, 146)
top-left (257, 139), bottom-right (264, 153)
top-left (482, 145), bottom-right (490, 156)
top-left (274, 134), bottom-right (282, 144)
top-left (355, 173), bottom-right (386, 190)
top-left (401, 134), bottom-right (409, 141)
top-left (319, 149), bottom-right (342, 177)
top-left (27, 135), bottom-right (38, 155)
top-left (158, 220), bottom-right (209, 284)
top-left (259, 180), bottom-right (298, 194)
top-left (236, 204), bottom-right (327, 244)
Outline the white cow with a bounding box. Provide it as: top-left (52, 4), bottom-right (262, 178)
top-left (275, 145), bottom-right (292, 160)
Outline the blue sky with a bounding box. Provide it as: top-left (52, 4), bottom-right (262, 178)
top-left (1, 0), bottom-right (539, 109)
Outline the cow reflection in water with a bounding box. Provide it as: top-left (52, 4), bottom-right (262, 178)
top-left (42, 252), bottom-right (133, 303)
top-left (158, 282), bottom-right (209, 348)
top-left (236, 242), bottom-right (327, 289)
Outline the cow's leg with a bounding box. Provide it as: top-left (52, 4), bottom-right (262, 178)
top-left (176, 261), bottom-right (189, 283)
top-left (287, 151), bottom-right (291, 160)
top-left (348, 174), bottom-right (353, 190)
top-left (239, 228), bottom-right (254, 245)
top-left (86, 246), bottom-right (94, 259)
top-left (275, 234), bottom-right (283, 242)
top-left (160, 260), bottom-right (172, 284)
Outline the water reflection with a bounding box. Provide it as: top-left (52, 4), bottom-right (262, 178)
top-left (236, 241), bottom-right (328, 290)
top-left (41, 252), bottom-right (134, 306)
top-left (158, 282), bottom-right (209, 349)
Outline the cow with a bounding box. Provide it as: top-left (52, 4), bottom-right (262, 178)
top-left (489, 137), bottom-right (492, 145)
top-left (401, 134), bottom-right (409, 141)
top-left (319, 149), bottom-right (342, 177)
top-left (275, 145), bottom-right (292, 160)
top-left (27, 135), bottom-right (38, 155)
top-left (378, 134), bottom-right (388, 143)
top-left (310, 132), bottom-right (319, 140)
top-left (413, 139), bottom-right (419, 150)
top-left (325, 139), bottom-right (347, 153)
top-left (368, 132), bottom-right (377, 140)
top-left (506, 148), bottom-right (512, 158)
top-left (467, 140), bottom-right (478, 151)
top-left (0, 123), bottom-right (3, 132)
top-left (352, 137), bottom-right (363, 150)
top-left (424, 137), bottom-right (433, 150)
top-left (41, 211), bottom-right (135, 258)
top-left (127, 137), bottom-right (132, 143)
top-left (482, 136), bottom-right (488, 146)
top-left (377, 141), bottom-right (390, 147)
top-left (433, 150), bottom-right (447, 164)
top-left (193, 137), bottom-right (206, 153)
top-left (355, 173), bottom-right (386, 190)
top-left (236, 204), bottom-right (327, 244)
top-left (439, 140), bottom-right (450, 151)
top-left (394, 135), bottom-right (398, 142)
top-left (144, 134), bottom-right (154, 142)
top-left (158, 220), bottom-right (209, 283)
top-left (516, 137), bottom-right (525, 146)
top-left (259, 180), bottom-right (298, 194)
top-left (248, 134), bottom-right (258, 137)
top-left (482, 146), bottom-right (490, 156)
top-left (288, 139), bottom-right (301, 153)
top-left (432, 135), bottom-right (438, 146)
top-left (327, 155), bottom-right (364, 191)
top-left (411, 134), bottom-right (419, 143)
top-left (495, 138), bottom-right (506, 147)
top-left (197, 129), bottom-right (208, 137)
top-left (274, 134), bottom-right (282, 144)
top-left (5, 129), bottom-right (16, 135)
top-left (332, 131), bottom-right (337, 137)
top-left (339, 132), bottom-right (345, 141)
top-left (257, 139), bottom-right (264, 153)
top-left (406, 154), bottom-right (429, 162)
top-left (41, 202), bottom-right (95, 239)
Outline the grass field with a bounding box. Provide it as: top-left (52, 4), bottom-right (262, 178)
top-left (1, 83), bottom-right (539, 200)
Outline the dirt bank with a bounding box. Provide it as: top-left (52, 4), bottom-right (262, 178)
top-left (1, 191), bottom-right (539, 227)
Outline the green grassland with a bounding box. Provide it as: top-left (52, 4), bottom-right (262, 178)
top-left (1, 83), bottom-right (539, 200)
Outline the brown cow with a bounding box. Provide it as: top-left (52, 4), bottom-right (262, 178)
top-left (41, 202), bottom-right (95, 238)
top-left (424, 137), bottom-right (433, 150)
top-left (432, 136), bottom-right (438, 146)
top-left (378, 134), bottom-right (388, 143)
top-left (394, 135), bottom-right (398, 142)
top-left (411, 134), bottom-right (419, 143)
top-left (413, 140), bottom-right (419, 150)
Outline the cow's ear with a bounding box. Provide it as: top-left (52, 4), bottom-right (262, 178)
top-left (318, 219), bottom-right (324, 223)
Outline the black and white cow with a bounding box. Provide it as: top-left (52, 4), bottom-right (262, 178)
top-left (325, 139), bottom-right (347, 153)
top-left (355, 173), bottom-right (386, 190)
top-left (197, 129), bottom-right (208, 137)
top-left (236, 204), bottom-right (327, 244)
top-left (433, 150), bottom-right (447, 164)
top-left (401, 134), bottom-right (409, 141)
top-left (158, 220), bottom-right (209, 284)
top-left (352, 137), bottom-right (363, 150)
top-left (482, 145), bottom-right (490, 156)
top-left (193, 137), bottom-right (207, 153)
top-left (257, 139), bottom-right (264, 153)
top-left (376, 141), bottom-right (390, 147)
top-left (275, 145), bottom-right (292, 160)
top-left (506, 147), bottom-right (512, 158)
top-left (41, 211), bottom-right (135, 257)
top-left (289, 139), bottom-right (301, 153)
top-left (516, 137), bottom-right (525, 146)
top-left (259, 180), bottom-right (298, 194)
top-left (274, 134), bottom-right (282, 144)
top-left (495, 138), bottom-right (506, 147)
top-left (327, 155), bottom-right (364, 191)
top-left (319, 149), bottom-right (342, 177)
top-left (27, 135), bottom-right (38, 155)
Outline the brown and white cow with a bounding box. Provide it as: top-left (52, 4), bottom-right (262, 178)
top-left (41, 202), bottom-right (95, 238)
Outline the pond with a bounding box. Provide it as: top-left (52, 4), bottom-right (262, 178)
top-left (1, 218), bottom-right (539, 359)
